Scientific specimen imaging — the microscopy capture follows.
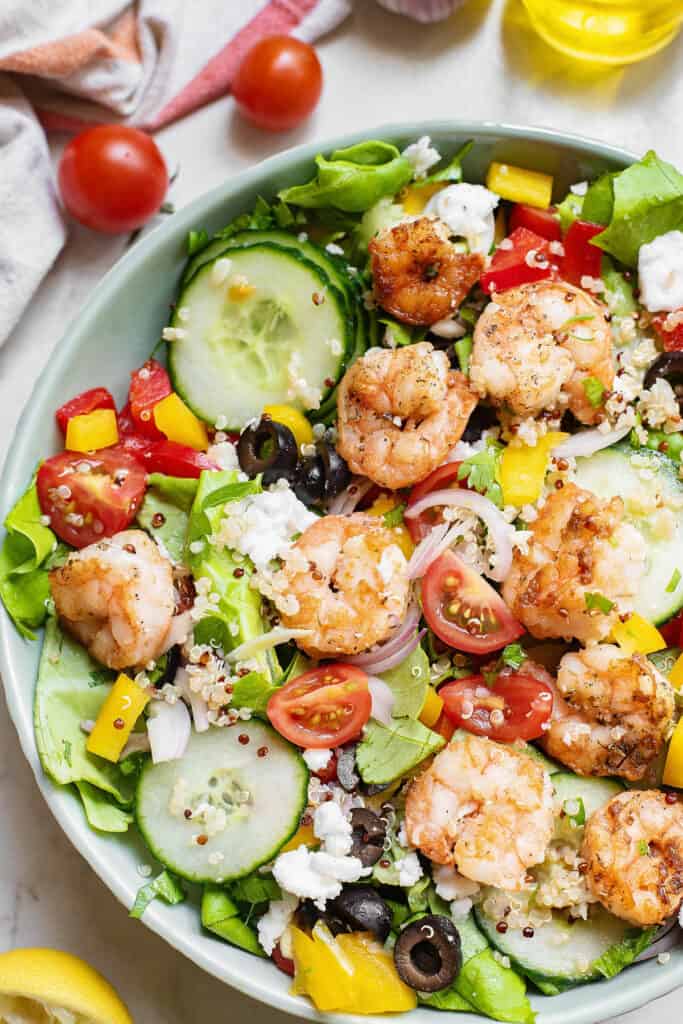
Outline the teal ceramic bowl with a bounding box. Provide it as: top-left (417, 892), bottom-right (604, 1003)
top-left (1, 122), bottom-right (681, 1023)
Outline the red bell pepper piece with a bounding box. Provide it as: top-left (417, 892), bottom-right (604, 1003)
top-left (509, 204), bottom-right (562, 242)
top-left (659, 611), bottom-right (683, 648)
top-left (652, 311), bottom-right (683, 352)
top-left (560, 220), bottom-right (603, 286)
top-left (55, 387), bottom-right (115, 435)
top-left (117, 435), bottom-right (219, 479)
top-left (480, 227), bottom-right (558, 295)
top-left (128, 359), bottom-right (172, 439)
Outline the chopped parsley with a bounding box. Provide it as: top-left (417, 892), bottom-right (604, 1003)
top-left (584, 592), bottom-right (614, 614)
top-left (666, 568), bottom-right (682, 593)
top-left (638, 840), bottom-right (650, 857)
top-left (582, 376), bottom-right (605, 408)
top-left (458, 442), bottom-right (503, 507)
top-left (383, 503), bottom-right (406, 528)
top-left (501, 643), bottom-right (526, 670)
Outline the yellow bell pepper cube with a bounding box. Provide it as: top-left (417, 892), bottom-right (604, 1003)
top-left (500, 432), bottom-right (568, 507)
top-left (65, 408), bottom-right (119, 453)
top-left (611, 613), bottom-right (666, 656)
top-left (280, 821), bottom-right (319, 853)
top-left (336, 932), bottom-right (417, 1014)
top-left (486, 162), bottom-right (554, 210)
top-left (668, 651), bottom-right (683, 690)
top-left (663, 718), bottom-right (683, 788)
top-left (366, 493), bottom-right (415, 560)
top-left (86, 674), bottom-right (150, 763)
top-left (263, 404), bottom-right (314, 450)
top-left (290, 925), bottom-right (352, 1011)
top-left (153, 392), bottom-right (209, 450)
top-left (419, 686), bottom-right (444, 729)
top-left (401, 182), bottom-right (445, 215)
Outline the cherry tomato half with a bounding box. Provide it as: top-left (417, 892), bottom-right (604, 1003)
top-left (128, 359), bottom-right (172, 439)
top-left (58, 125), bottom-right (168, 234)
top-left (55, 387), bottom-right (116, 434)
top-left (421, 550), bottom-right (524, 655)
top-left (406, 462), bottom-right (462, 543)
top-left (272, 944), bottom-right (296, 977)
top-left (116, 435), bottom-right (219, 479)
top-left (440, 672), bottom-right (554, 742)
top-left (314, 751), bottom-right (338, 784)
top-left (267, 664), bottom-right (371, 749)
top-left (232, 36), bottom-right (323, 131)
top-left (37, 448), bottom-right (147, 548)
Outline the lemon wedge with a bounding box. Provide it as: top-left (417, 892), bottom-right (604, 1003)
top-left (0, 948), bottom-right (132, 1024)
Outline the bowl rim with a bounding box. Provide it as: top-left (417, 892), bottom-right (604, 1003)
top-left (2, 119), bottom-right (681, 1024)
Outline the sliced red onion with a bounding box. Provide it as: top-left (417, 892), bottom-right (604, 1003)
top-left (551, 423), bottom-right (632, 460)
top-left (328, 476), bottom-right (373, 516)
top-left (368, 676), bottom-right (396, 726)
top-left (120, 732), bottom-right (151, 759)
top-left (174, 666), bottom-right (210, 733)
top-left (160, 610), bottom-right (192, 654)
top-left (147, 699), bottom-right (191, 764)
top-left (348, 602), bottom-right (421, 668)
top-left (633, 919), bottom-right (680, 964)
top-left (405, 489), bottom-right (513, 582)
top-left (361, 629), bottom-right (427, 675)
top-left (406, 521), bottom-right (450, 580)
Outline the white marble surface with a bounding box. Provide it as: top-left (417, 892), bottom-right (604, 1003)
top-left (1, 1), bottom-right (682, 1021)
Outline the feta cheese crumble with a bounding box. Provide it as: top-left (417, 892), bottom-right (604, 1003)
top-left (424, 183), bottom-right (499, 254)
top-left (313, 801), bottom-right (353, 858)
top-left (303, 748), bottom-right (333, 773)
top-left (638, 230), bottom-right (683, 311)
top-left (394, 852), bottom-right (423, 887)
top-left (402, 135), bottom-right (441, 179)
top-left (272, 846), bottom-right (365, 910)
top-left (206, 440), bottom-right (239, 471)
top-left (213, 484), bottom-right (317, 573)
top-left (257, 893), bottom-right (298, 955)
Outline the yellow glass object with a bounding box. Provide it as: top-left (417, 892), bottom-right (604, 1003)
top-left (290, 923), bottom-right (416, 1014)
top-left (521, 0), bottom-right (682, 65)
top-left (668, 652), bottom-right (683, 690)
top-left (263, 403), bottom-right (314, 449)
top-left (500, 432), bottom-right (568, 507)
top-left (65, 409), bottom-right (119, 453)
top-left (366, 494), bottom-right (415, 559)
top-left (401, 182), bottom-right (446, 215)
top-left (610, 613), bottom-right (666, 656)
top-left (663, 718), bottom-right (683, 788)
top-left (86, 674), bottom-right (149, 763)
top-left (280, 821), bottom-right (319, 853)
top-left (419, 686), bottom-right (444, 728)
top-left (153, 392), bottom-right (209, 450)
top-left (486, 162), bottom-right (553, 209)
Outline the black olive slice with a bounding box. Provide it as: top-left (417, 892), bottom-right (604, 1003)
top-left (349, 807), bottom-right (387, 867)
top-left (327, 885), bottom-right (392, 942)
top-left (317, 442), bottom-right (351, 500)
top-left (293, 454), bottom-right (326, 506)
top-left (394, 914), bottom-right (462, 992)
top-left (237, 418), bottom-right (298, 485)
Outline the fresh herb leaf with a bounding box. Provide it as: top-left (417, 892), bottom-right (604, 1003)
top-left (582, 376), bottom-right (605, 408)
top-left (230, 873), bottom-right (281, 906)
top-left (501, 643), bottom-right (526, 671)
top-left (455, 335), bottom-right (473, 376)
top-left (187, 229), bottom-right (209, 255)
top-left (667, 569), bottom-right (682, 593)
top-left (638, 839), bottom-right (650, 856)
top-left (584, 592), bottom-right (614, 614)
top-left (279, 141), bottom-right (413, 213)
top-left (383, 503), bottom-right (406, 528)
top-left (458, 442), bottom-right (503, 507)
top-left (88, 668), bottom-right (115, 688)
top-left (130, 870), bottom-right (186, 920)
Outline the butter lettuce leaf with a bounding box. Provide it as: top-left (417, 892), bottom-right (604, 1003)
top-left (280, 141), bottom-right (413, 213)
top-left (130, 870), bottom-right (186, 920)
top-left (380, 645), bottom-right (429, 718)
top-left (76, 781), bottom-right (134, 833)
top-left (357, 717), bottom-right (444, 784)
top-left (592, 925), bottom-right (658, 980)
top-left (592, 150), bottom-right (683, 266)
top-left (137, 473), bottom-right (198, 563)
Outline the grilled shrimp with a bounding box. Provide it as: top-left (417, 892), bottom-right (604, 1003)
top-left (276, 513), bottom-right (410, 659)
top-left (405, 733), bottom-right (555, 890)
top-left (542, 645), bottom-right (675, 782)
top-left (470, 281), bottom-right (613, 425)
top-left (336, 342), bottom-right (477, 489)
top-left (582, 791), bottom-right (683, 926)
top-left (50, 530), bottom-right (175, 670)
top-left (369, 217), bottom-right (484, 325)
top-left (502, 483), bottom-right (646, 644)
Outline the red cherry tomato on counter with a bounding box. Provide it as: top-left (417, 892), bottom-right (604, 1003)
top-left (509, 204), bottom-right (562, 242)
top-left (406, 462), bottom-right (462, 543)
top-left (267, 664), bottom-right (371, 748)
top-left (55, 387), bottom-right (116, 435)
top-left (480, 227), bottom-right (558, 294)
top-left (58, 125), bottom-right (168, 234)
top-left (232, 36), bottom-right (323, 131)
top-left (128, 359), bottom-right (172, 439)
top-left (421, 550), bottom-right (524, 655)
top-left (37, 448), bottom-right (147, 548)
top-left (440, 672), bottom-right (554, 742)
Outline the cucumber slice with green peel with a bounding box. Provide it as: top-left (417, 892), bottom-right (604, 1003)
top-left (136, 720), bottom-right (308, 884)
top-left (573, 443), bottom-right (683, 624)
top-left (168, 243), bottom-right (353, 430)
top-left (552, 771), bottom-right (624, 819)
top-left (474, 904), bottom-right (642, 994)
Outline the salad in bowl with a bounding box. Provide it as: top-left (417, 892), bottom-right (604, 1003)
top-left (3, 130), bottom-right (683, 1022)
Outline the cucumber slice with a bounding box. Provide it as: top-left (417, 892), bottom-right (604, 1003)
top-left (136, 720), bottom-right (307, 883)
top-left (450, 729), bottom-right (561, 774)
top-left (474, 905), bottom-right (635, 993)
top-left (573, 444), bottom-right (683, 623)
top-left (169, 244), bottom-right (353, 430)
top-left (552, 771), bottom-right (624, 821)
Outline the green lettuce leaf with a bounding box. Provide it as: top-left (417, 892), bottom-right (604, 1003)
top-left (592, 925), bottom-right (658, 980)
top-left (358, 197), bottom-right (406, 250)
top-left (75, 781), bottom-right (134, 833)
top-left (0, 482), bottom-right (66, 639)
top-left (424, 140), bottom-right (474, 184)
top-left (136, 474), bottom-right (198, 563)
top-left (356, 717), bottom-right (444, 784)
top-left (201, 884), bottom-right (264, 956)
top-left (380, 645), bottom-right (429, 718)
top-left (229, 872), bottom-right (281, 906)
top-left (130, 870), bottom-right (186, 919)
top-left (230, 671), bottom-right (280, 714)
top-left (279, 141), bottom-right (413, 213)
top-left (601, 257), bottom-right (637, 316)
top-left (407, 875), bottom-right (431, 914)
top-left (34, 618), bottom-right (135, 806)
top-left (556, 192), bottom-right (583, 233)
top-left (592, 150), bottom-right (683, 266)
top-left (581, 172), bottom-right (615, 225)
